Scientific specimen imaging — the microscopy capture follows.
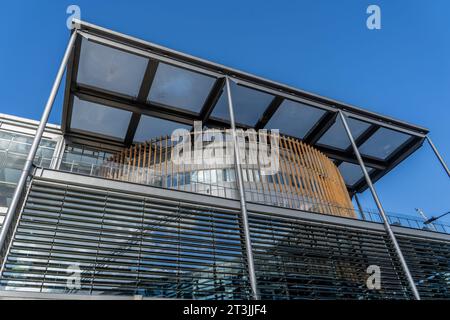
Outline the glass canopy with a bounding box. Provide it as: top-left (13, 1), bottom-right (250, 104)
top-left (77, 38), bottom-right (148, 98)
top-left (62, 24), bottom-right (428, 192)
top-left (338, 162), bottom-right (375, 186)
top-left (318, 117), bottom-right (371, 150)
top-left (266, 100), bottom-right (326, 139)
top-left (134, 116), bottom-right (191, 143)
top-left (359, 127), bottom-right (412, 160)
top-left (148, 63), bottom-right (216, 113)
top-left (211, 83), bottom-right (274, 125)
top-left (71, 97), bottom-right (132, 139)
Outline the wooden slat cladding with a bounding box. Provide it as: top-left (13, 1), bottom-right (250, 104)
top-left (103, 133), bottom-right (355, 218)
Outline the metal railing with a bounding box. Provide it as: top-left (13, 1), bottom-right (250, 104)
top-left (362, 209), bottom-right (449, 234)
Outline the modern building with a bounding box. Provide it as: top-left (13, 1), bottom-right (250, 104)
top-left (0, 20), bottom-right (448, 300)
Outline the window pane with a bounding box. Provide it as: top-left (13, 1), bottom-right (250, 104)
top-left (318, 117), bottom-right (371, 150)
top-left (0, 130), bottom-right (57, 208)
top-left (61, 144), bottom-right (114, 175)
top-left (0, 182), bottom-right (15, 207)
top-left (359, 128), bottom-right (412, 160)
top-left (148, 63), bottom-right (216, 113)
top-left (265, 100), bottom-right (326, 138)
top-left (338, 162), bottom-right (375, 186)
top-left (71, 97), bottom-right (132, 139)
top-left (211, 83), bottom-right (274, 126)
top-left (77, 38), bottom-right (148, 97)
top-left (134, 116), bottom-right (191, 143)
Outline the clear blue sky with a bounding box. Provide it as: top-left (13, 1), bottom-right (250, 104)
top-left (0, 0), bottom-right (449, 223)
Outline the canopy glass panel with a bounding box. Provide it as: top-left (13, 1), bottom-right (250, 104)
top-left (338, 162), bottom-right (375, 186)
top-left (77, 38), bottom-right (148, 98)
top-left (211, 83), bottom-right (274, 126)
top-left (318, 117), bottom-right (371, 150)
top-left (265, 100), bottom-right (326, 138)
top-left (148, 63), bottom-right (216, 113)
top-left (134, 115), bottom-right (191, 143)
top-left (359, 128), bottom-right (412, 160)
top-left (71, 97), bottom-right (132, 139)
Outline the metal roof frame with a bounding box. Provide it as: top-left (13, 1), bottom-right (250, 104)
top-left (61, 19), bottom-right (429, 193)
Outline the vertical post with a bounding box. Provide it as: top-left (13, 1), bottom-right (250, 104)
top-left (0, 31), bottom-right (78, 255)
top-left (338, 110), bottom-right (421, 300)
top-left (426, 136), bottom-right (450, 178)
top-left (225, 77), bottom-right (259, 300)
top-left (353, 193), bottom-right (366, 220)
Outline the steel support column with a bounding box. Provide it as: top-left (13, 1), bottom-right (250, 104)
top-left (339, 110), bottom-right (421, 300)
top-left (225, 77), bottom-right (259, 300)
top-left (353, 193), bottom-right (366, 221)
top-left (426, 136), bottom-right (450, 178)
top-left (0, 30), bottom-right (78, 259)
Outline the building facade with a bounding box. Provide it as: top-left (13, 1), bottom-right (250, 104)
top-left (0, 20), bottom-right (448, 300)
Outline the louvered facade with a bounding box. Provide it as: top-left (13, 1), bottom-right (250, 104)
top-left (0, 169), bottom-right (448, 299)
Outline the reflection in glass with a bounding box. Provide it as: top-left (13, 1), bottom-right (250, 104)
top-left (77, 38), bottom-right (148, 97)
top-left (60, 144), bottom-right (114, 176)
top-left (71, 97), bottom-right (132, 139)
top-left (265, 100), bottom-right (326, 138)
top-left (148, 63), bottom-right (216, 113)
top-left (0, 130), bottom-right (56, 207)
top-left (338, 162), bottom-right (375, 186)
top-left (134, 116), bottom-right (191, 142)
top-left (211, 84), bottom-right (274, 125)
top-left (359, 128), bottom-right (411, 160)
top-left (318, 117), bottom-right (371, 150)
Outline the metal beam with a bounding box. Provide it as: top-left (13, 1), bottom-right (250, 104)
top-left (315, 145), bottom-right (386, 171)
top-left (124, 113), bottom-right (142, 145)
top-left (353, 193), bottom-right (366, 220)
top-left (73, 86), bottom-right (195, 126)
top-left (138, 60), bottom-right (159, 102)
top-left (254, 96), bottom-right (284, 130)
top-left (61, 34), bottom-right (82, 133)
top-left (225, 77), bottom-right (259, 300)
top-left (124, 59), bottom-right (159, 145)
top-left (339, 110), bottom-right (421, 300)
top-left (349, 169), bottom-right (380, 193)
top-left (200, 77), bottom-right (226, 122)
top-left (426, 136), bottom-right (450, 178)
top-left (204, 118), bottom-right (252, 130)
top-left (304, 111), bottom-right (337, 145)
top-left (350, 124), bottom-right (379, 149)
top-left (335, 124), bottom-right (380, 167)
top-left (73, 84), bottom-right (247, 132)
top-left (0, 31), bottom-right (78, 269)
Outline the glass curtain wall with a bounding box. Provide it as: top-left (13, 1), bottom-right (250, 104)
top-left (0, 130), bottom-right (57, 209)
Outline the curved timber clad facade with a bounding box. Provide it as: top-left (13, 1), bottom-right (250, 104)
top-left (102, 133), bottom-right (355, 218)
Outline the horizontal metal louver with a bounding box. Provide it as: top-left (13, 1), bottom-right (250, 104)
top-left (396, 236), bottom-right (449, 299)
top-left (0, 175), bottom-right (449, 299)
top-left (248, 212), bottom-right (410, 299)
top-left (0, 180), bottom-right (250, 299)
